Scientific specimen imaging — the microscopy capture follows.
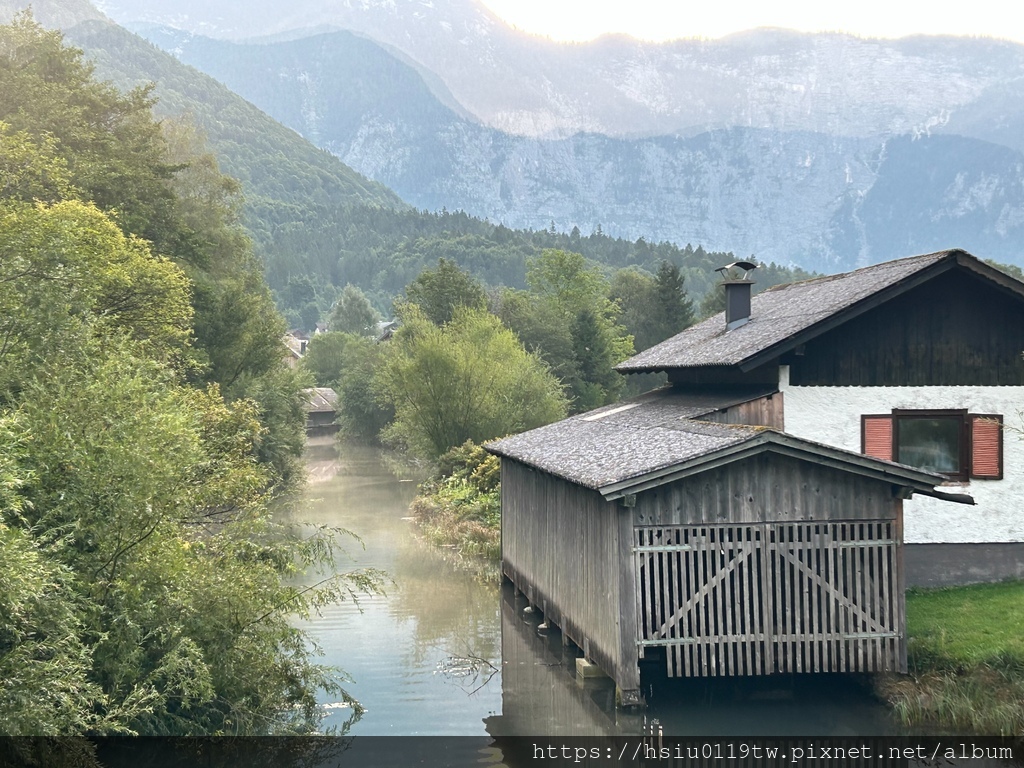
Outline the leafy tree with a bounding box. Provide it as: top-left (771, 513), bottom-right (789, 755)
top-left (377, 305), bottom-right (567, 458)
top-left (0, 122), bottom-right (76, 203)
top-left (301, 331), bottom-right (354, 387)
top-left (405, 257), bottom-right (486, 326)
top-left (609, 268), bottom-right (660, 352)
top-left (0, 417), bottom-right (103, 737)
top-left (522, 249), bottom-right (634, 410)
top-left (330, 283), bottom-right (380, 336)
top-left (0, 200), bottom-right (195, 389)
top-left (0, 17), bottom-right (375, 737)
top-left (698, 284), bottom-right (727, 319)
top-left (336, 336), bottom-right (394, 441)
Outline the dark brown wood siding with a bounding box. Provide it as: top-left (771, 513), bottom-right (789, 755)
top-left (787, 269), bottom-right (1024, 386)
top-left (500, 460), bottom-right (639, 695)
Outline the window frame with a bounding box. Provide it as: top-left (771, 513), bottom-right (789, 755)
top-left (862, 409), bottom-right (1004, 482)
top-left (891, 408), bottom-right (969, 481)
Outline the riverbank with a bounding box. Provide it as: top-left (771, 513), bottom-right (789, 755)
top-left (407, 441), bottom-right (501, 576)
top-left (878, 580), bottom-right (1024, 735)
top-left (410, 450), bottom-right (1024, 734)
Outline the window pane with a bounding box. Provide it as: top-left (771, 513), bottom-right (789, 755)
top-left (897, 418), bottom-right (961, 473)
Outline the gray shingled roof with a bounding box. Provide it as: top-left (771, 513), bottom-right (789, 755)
top-left (486, 387), bottom-right (970, 503)
top-left (302, 387), bottom-right (339, 413)
top-left (487, 393), bottom-right (765, 490)
top-left (618, 250), bottom-right (957, 372)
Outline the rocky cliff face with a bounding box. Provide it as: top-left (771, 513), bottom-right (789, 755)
top-left (132, 25), bottom-right (1024, 269)
top-left (98, 0), bottom-right (1024, 143)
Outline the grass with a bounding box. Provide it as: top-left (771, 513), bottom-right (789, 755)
top-left (878, 580), bottom-right (1024, 735)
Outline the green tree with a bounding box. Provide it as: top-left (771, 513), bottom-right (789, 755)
top-left (523, 249), bottom-right (633, 410)
top-left (0, 200), bottom-right (195, 389)
top-left (377, 305), bottom-right (567, 458)
top-left (654, 261), bottom-right (695, 339)
top-left (330, 283), bottom-right (380, 336)
top-left (405, 257), bottom-right (486, 326)
top-left (0, 18), bottom-right (375, 735)
top-left (609, 268), bottom-right (659, 352)
top-left (301, 331), bottom-right (354, 387)
top-left (698, 284), bottom-right (727, 319)
top-left (337, 336), bottom-right (394, 441)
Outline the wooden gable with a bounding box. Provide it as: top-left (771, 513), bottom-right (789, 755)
top-left (786, 268), bottom-right (1024, 386)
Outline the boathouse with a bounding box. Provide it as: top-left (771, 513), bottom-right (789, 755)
top-left (487, 389), bottom-right (970, 702)
top-left (302, 387), bottom-right (339, 435)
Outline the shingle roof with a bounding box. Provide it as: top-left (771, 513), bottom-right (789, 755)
top-left (302, 387), bottom-right (338, 413)
top-left (618, 249), bottom-right (969, 372)
top-left (486, 387), bottom-right (966, 503)
top-left (487, 390), bottom-right (764, 490)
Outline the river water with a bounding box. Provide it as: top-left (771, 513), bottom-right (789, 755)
top-left (286, 438), bottom-right (899, 738)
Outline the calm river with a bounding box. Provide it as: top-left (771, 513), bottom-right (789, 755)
top-left (286, 438), bottom-right (899, 738)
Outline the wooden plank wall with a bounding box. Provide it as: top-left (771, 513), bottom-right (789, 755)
top-left (630, 452), bottom-right (905, 677)
top-left (632, 452), bottom-right (896, 528)
top-left (788, 269), bottom-right (1024, 386)
top-left (635, 521), bottom-right (903, 677)
top-left (501, 460), bottom-right (640, 695)
top-left (701, 393), bottom-right (785, 429)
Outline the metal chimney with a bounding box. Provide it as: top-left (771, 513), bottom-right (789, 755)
top-left (715, 261), bottom-right (758, 330)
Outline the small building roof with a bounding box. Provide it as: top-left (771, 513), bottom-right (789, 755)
top-left (486, 388), bottom-right (972, 505)
top-left (617, 249), bottom-right (1024, 374)
top-left (302, 387), bottom-right (339, 413)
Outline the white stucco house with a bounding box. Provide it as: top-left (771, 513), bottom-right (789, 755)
top-left (616, 249), bottom-right (1024, 586)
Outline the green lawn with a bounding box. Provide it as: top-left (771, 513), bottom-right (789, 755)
top-left (906, 580), bottom-right (1024, 667)
top-left (883, 580), bottom-right (1024, 734)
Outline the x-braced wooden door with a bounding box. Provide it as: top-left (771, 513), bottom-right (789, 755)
top-left (634, 522), bottom-right (905, 677)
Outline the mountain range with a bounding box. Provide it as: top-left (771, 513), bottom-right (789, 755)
top-left (127, 20), bottom-right (1024, 269)
top-left (4, 0), bottom-right (1024, 272)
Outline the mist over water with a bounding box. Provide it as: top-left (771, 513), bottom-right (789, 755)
top-left (288, 439), bottom-right (898, 737)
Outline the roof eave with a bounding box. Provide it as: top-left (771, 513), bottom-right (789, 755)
top-left (597, 430), bottom-right (969, 503)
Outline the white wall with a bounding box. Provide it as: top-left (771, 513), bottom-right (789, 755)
top-left (779, 366), bottom-right (1024, 544)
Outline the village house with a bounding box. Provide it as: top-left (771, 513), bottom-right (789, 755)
top-left (616, 249), bottom-right (1024, 587)
top-left (302, 387), bottom-right (340, 435)
top-left (486, 248), bottom-right (1022, 702)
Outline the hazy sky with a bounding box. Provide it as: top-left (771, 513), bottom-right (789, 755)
top-left (479, 0), bottom-right (1021, 44)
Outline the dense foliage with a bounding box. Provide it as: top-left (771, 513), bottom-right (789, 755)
top-left (0, 16), bottom-right (377, 737)
top-left (376, 305), bottom-right (568, 458)
top-left (266, 205), bottom-right (815, 331)
top-left (409, 441), bottom-right (502, 561)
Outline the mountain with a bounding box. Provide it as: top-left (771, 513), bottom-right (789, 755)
top-left (1, 0), bottom-right (406, 261)
top-left (95, 0), bottom-right (1024, 143)
top-left (127, 25), bottom-right (1024, 269)
top-left (62, 20), bottom-right (405, 242)
top-left (0, 0), bottom-right (104, 27)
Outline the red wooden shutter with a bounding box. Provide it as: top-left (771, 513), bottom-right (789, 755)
top-left (862, 415), bottom-right (894, 461)
top-left (970, 414), bottom-right (1003, 479)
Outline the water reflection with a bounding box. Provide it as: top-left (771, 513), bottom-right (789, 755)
top-left (293, 440), bottom-right (899, 738)
top-left (286, 439), bottom-right (502, 735)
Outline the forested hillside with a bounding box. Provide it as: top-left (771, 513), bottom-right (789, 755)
top-left (0, 15), bottom-right (375, 743)
top-left (60, 19), bottom-right (406, 243)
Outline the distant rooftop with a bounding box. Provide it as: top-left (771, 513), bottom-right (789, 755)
top-left (302, 387), bottom-right (338, 413)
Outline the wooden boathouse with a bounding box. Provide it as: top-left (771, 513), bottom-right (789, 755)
top-left (486, 388), bottom-right (972, 705)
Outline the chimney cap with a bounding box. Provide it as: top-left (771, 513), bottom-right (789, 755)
top-left (715, 261), bottom-right (759, 281)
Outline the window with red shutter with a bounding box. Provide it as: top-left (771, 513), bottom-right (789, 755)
top-left (861, 415), bottom-right (893, 461)
top-left (970, 414), bottom-right (1003, 480)
top-left (861, 410), bottom-right (1003, 480)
